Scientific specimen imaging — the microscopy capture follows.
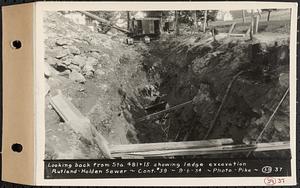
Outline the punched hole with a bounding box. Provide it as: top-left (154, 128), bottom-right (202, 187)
top-left (10, 40), bottom-right (22, 49)
top-left (11, 143), bottom-right (23, 153)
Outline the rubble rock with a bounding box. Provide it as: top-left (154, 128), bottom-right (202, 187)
top-left (95, 69), bottom-right (105, 77)
top-left (58, 70), bottom-right (71, 76)
top-left (69, 46), bottom-right (81, 55)
top-left (45, 39), bottom-right (56, 48)
top-left (82, 64), bottom-right (95, 77)
top-left (62, 58), bottom-right (72, 66)
top-left (55, 49), bottom-right (70, 59)
top-left (279, 73), bottom-right (289, 87)
top-left (46, 57), bottom-right (60, 66)
top-left (68, 64), bottom-right (81, 72)
top-left (47, 77), bottom-right (64, 89)
top-left (90, 52), bottom-right (102, 59)
top-left (45, 80), bottom-right (50, 96)
top-left (44, 63), bottom-right (52, 78)
top-left (86, 57), bottom-right (99, 66)
top-left (78, 87), bottom-right (85, 92)
top-left (71, 55), bottom-right (86, 67)
top-left (192, 85), bottom-right (211, 104)
top-left (98, 54), bottom-right (110, 65)
top-left (55, 38), bottom-right (72, 46)
top-left (69, 70), bottom-right (86, 83)
top-left (273, 117), bottom-right (289, 134)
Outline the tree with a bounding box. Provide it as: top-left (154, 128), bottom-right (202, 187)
top-left (159, 10), bottom-right (218, 34)
top-left (175, 10), bottom-right (217, 25)
top-left (203, 10), bottom-right (207, 32)
top-left (175, 10), bottom-right (180, 35)
top-left (250, 10), bottom-right (254, 40)
top-left (193, 10), bottom-right (198, 32)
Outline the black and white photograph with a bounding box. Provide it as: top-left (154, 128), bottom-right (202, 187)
top-left (44, 8), bottom-right (291, 161)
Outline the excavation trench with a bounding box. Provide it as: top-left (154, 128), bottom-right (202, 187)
top-left (44, 12), bottom-right (290, 159)
top-left (120, 35), bottom-right (290, 158)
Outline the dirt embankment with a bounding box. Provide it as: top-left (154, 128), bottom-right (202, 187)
top-left (45, 12), bottom-right (150, 159)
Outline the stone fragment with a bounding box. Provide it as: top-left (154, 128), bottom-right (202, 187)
top-left (58, 70), bottom-right (71, 76)
top-left (48, 23), bottom-right (56, 29)
top-left (71, 55), bottom-right (86, 67)
top-left (95, 69), bottom-right (105, 77)
top-left (46, 57), bottom-right (59, 66)
top-left (68, 64), bottom-right (81, 72)
top-left (69, 46), bottom-right (81, 55)
top-left (56, 38), bottom-right (72, 46)
top-left (44, 63), bottom-right (52, 78)
top-left (90, 52), bottom-right (102, 59)
top-left (62, 58), bottom-right (72, 66)
top-left (55, 49), bottom-right (70, 59)
top-left (279, 73), bottom-right (289, 87)
top-left (82, 64), bottom-right (94, 77)
top-left (45, 80), bottom-right (50, 96)
top-left (86, 57), bottom-right (98, 66)
top-left (45, 39), bottom-right (56, 48)
top-left (192, 84), bottom-right (211, 104)
top-left (273, 118), bottom-right (288, 133)
top-left (69, 70), bottom-right (86, 83)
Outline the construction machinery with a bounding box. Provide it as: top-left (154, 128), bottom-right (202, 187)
top-left (79, 11), bottom-right (161, 44)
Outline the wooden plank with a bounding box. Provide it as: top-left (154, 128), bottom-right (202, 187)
top-left (144, 101), bottom-right (167, 110)
top-left (254, 141), bottom-right (289, 152)
top-left (110, 138), bottom-right (234, 153)
top-left (137, 100), bottom-right (193, 122)
top-left (50, 94), bottom-right (86, 122)
top-left (50, 93), bottom-right (112, 159)
top-left (246, 27), bottom-right (251, 35)
top-left (229, 33), bottom-right (246, 37)
top-left (112, 141), bottom-right (290, 158)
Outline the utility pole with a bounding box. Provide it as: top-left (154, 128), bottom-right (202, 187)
top-left (267, 10), bottom-right (271, 21)
top-left (242, 10), bottom-right (246, 23)
top-left (127, 11), bottom-right (130, 31)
